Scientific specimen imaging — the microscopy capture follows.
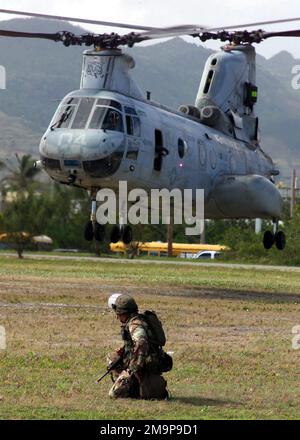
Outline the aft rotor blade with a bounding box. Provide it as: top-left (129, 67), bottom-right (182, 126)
top-left (0, 8), bottom-right (158, 31)
top-left (138, 17), bottom-right (300, 41)
top-left (208, 17), bottom-right (300, 32)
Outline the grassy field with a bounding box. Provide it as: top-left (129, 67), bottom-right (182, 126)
top-left (1, 254), bottom-right (300, 419)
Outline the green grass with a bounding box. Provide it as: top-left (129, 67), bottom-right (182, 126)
top-left (0, 254), bottom-right (300, 294)
top-left (1, 255), bottom-right (300, 419)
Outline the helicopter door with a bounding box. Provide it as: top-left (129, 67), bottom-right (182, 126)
top-left (154, 129), bottom-right (169, 171)
top-left (122, 111), bottom-right (142, 178)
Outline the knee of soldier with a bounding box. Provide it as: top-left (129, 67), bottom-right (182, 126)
top-left (108, 388), bottom-right (118, 399)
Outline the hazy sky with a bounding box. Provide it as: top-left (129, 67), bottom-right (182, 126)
top-left (0, 0), bottom-right (299, 58)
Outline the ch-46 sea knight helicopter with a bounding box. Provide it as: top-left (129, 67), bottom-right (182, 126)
top-left (0, 9), bottom-right (300, 250)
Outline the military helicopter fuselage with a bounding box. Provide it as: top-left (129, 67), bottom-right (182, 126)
top-left (39, 46), bottom-right (282, 221)
top-left (2, 7), bottom-right (296, 248)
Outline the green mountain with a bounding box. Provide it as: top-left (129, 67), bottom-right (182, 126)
top-left (0, 18), bottom-right (299, 181)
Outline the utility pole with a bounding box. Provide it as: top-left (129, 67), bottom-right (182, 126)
top-left (290, 168), bottom-right (297, 217)
top-left (200, 219), bottom-right (206, 243)
top-left (167, 214), bottom-right (173, 257)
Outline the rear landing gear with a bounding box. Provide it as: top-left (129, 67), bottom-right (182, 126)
top-left (263, 219), bottom-right (286, 251)
top-left (275, 230), bottom-right (286, 250)
top-left (122, 225), bottom-right (133, 245)
top-left (110, 225), bottom-right (133, 244)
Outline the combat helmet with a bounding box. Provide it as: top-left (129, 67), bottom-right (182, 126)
top-left (108, 293), bottom-right (138, 315)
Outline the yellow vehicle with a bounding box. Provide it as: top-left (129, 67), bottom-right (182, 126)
top-left (0, 231), bottom-right (30, 242)
top-left (0, 232), bottom-right (53, 250)
top-left (110, 241), bottom-right (228, 257)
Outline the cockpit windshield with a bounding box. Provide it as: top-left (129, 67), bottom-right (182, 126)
top-left (89, 107), bottom-right (123, 131)
top-left (72, 98), bottom-right (95, 129)
top-left (51, 97), bottom-right (124, 132)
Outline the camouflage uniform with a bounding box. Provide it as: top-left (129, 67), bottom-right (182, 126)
top-left (108, 312), bottom-right (167, 399)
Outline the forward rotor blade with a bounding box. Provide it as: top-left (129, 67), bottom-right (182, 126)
top-left (0, 8), bottom-right (158, 31)
top-left (0, 28), bottom-right (61, 41)
top-left (263, 29), bottom-right (300, 39)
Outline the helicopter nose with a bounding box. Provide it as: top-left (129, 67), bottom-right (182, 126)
top-left (39, 129), bottom-right (125, 161)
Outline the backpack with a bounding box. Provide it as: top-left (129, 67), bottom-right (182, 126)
top-left (141, 310), bottom-right (166, 347)
top-left (135, 310), bottom-right (173, 373)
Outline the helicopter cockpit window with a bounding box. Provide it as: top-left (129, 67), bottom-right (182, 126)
top-left (63, 97), bottom-right (80, 105)
top-left (72, 98), bottom-right (95, 129)
top-left (51, 100), bottom-right (79, 129)
top-left (89, 107), bottom-right (124, 132)
top-left (96, 99), bottom-right (122, 111)
top-left (102, 109), bottom-right (123, 131)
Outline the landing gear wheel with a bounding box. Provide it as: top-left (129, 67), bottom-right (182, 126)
top-left (263, 230), bottom-right (275, 249)
top-left (84, 220), bottom-right (94, 241)
top-left (94, 223), bottom-right (105, 242)
top-left (275, 231), bottom-right (286, 250)
top-left (122, 225), bottom-right (133, 244)
top-left (110, 225), bottom-right (121, 243)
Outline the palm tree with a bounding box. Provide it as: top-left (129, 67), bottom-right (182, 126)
top-left (0, 153), bottom-right (41, 193)
top-left (0, 154), bottom-right (42, 258)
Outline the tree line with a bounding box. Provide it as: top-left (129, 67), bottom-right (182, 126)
top-left (0, 154), bottom-right (298, 264)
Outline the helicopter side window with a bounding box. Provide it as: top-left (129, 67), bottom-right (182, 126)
top-left (203, 70), bottom-right (214, 94)
top-left (132, 117), bottom-right (141, 137)
top-left (71, 98), bottom-right (95, 129)
top-left (178, 138), bottom-right (185, 158)
top-left (124, 106), bottom-right (137, 115)
top-left (126, 115), bottom-right (134, 135)
top-left (126, 115), bottom-right (141, 137)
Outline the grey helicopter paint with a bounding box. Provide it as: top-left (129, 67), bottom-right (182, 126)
top-left (39, 45), bottom-right (282, 220)
top-left (1, 9), bottom-right (299, 248)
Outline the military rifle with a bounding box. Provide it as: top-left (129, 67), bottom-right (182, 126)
top-left (97, 354), bottom-right (123, 383)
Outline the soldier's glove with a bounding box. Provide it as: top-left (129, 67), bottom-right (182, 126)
top-left (115, 346), bottom-right (125, 356)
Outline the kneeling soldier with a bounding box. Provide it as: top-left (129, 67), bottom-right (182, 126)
top-left (107, 293), bottom-right (169, 400)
